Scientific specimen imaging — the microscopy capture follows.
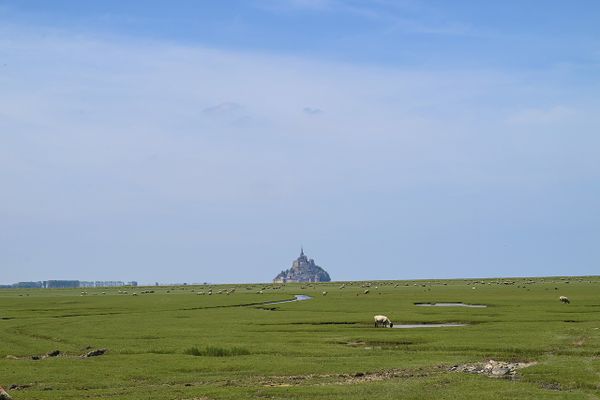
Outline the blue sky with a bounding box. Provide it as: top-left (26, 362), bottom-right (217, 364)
top-left (1, 1), bottom-right (599, 284)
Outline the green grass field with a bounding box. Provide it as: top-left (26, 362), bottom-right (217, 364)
top-left (1, 277), bottom-right (599, 399)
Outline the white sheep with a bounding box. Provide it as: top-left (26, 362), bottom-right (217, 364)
top-left (0, 385), bottom-right (12, 400)
top-left (374, 315), bottom-right (393, 328)
top-left (559, 296), bottom-right (570, 304)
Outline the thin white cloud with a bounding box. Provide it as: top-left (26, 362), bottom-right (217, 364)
top-left (286, 0), bottom-right (332, 9)
top-left (507, 105), bottom-right (575, 125)
top-left (203, 102), bottom-right (243, 115)
top-left (256, 0), bottom-right (334, 11)
top-left (257, 0), bottom-right (472, 36)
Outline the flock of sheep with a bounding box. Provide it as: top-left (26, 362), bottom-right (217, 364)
top-left (75, 280), bottom-right (573, 330)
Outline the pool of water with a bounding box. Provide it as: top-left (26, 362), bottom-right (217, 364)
top-left (415, 302), bottom-right (487, 308)
top-left (262, 294), bottom-right (313, 305)
top-left (392, 323), bottom-right (467, 329)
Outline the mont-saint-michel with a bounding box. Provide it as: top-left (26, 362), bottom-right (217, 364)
top-left (273, 248), bottom-right (331, 283)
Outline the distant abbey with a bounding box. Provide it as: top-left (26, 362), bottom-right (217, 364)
top-left (273, 248), bottom-right (331, 283)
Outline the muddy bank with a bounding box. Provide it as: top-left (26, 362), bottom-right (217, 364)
top-left (260, 365), bottom-right (444, 387)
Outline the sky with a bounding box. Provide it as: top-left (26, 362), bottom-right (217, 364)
top-left (1, 1), bottom-right (599, 284)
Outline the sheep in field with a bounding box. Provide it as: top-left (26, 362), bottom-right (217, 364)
top-left (0, 385), bottom-right (12, 400)
top-left (374, 315), bottom-right (393, 328)
top-left (559, 296), bottom-right (570, 304)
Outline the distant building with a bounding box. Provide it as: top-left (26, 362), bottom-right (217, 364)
top-left (95, 281), bottom-right (125, 287)
top-left (12, 281), bottom-right (43, 289)
top-left (273, 248), bottom-right (331, 283)
top-left (45, 280), bottom-right (80, 289)
top-left (0, 279), bottom-right (140, 289)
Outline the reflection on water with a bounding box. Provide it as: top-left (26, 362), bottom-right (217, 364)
top-left (415, 303), bottom-right (487, 308)
top-left (392, 323), bottom-right (467, 329)
top-left (262, 294), bottom-right (313, 305)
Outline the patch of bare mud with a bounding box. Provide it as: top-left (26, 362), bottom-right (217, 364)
top-left (260, 366), bottom-right (445, 387)
top-left (449, 359), bottom-right (537, 379)
top-left (5, 348), bottom-right (107, 360)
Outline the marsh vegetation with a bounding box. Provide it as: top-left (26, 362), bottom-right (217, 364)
top-left (0, 277), bottom-right (599, 399)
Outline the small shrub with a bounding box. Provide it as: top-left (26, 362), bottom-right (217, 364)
top-left (184, 345), bottom-right (250, 357)
top-left (184, 346), bottom-right (202, 356)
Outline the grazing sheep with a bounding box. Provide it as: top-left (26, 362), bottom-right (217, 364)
top-left (559, 296), bottom-right (570, 304)
top-left (322, 291), bottom-right (327, 296)
top-left (364, 289), bottom-right (369, 294)
top-left (374, 315), bottom-right (393, 328)
top-left (0, 385), bottom-right (12, 400)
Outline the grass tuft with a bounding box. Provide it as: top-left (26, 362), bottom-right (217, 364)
top-left (184, 345), bottom-right (250, 357)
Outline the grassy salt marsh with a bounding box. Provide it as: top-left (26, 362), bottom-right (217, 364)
top-left (1, 276), bottom-right (599, 399)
